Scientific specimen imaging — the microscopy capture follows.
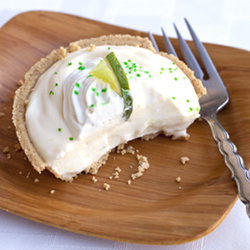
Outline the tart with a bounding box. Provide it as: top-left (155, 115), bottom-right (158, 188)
top-left (12, 34), bottom-right (206, 181)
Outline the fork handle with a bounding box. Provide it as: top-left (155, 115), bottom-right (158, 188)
top-left (204, 114), bottom-right (250, 218)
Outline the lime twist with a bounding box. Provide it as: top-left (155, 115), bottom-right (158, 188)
top-left (90, 52), bottom-right (133, 120)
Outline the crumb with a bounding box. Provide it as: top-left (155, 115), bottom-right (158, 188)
top-left (117, 143), bottom-right (125, 150)
top-left (176, 177), bottom-right (181, 183)
top-left (7, 126), bottom-right (11, 130)
top-left (14, 143), bottom-right (22, 152)
top-left (53, 64), bottom-right (57, 68)
top-left (3, 146), bottom-right (9, 153)
top-left (26, 172), bottom-right (30, 178)
top-left (113, 157), bottom-right (116, 160)
top-left (103, 183), bottom-right (110, 191)
top-left (128, 180), bottom-right (131, 185)
top-left (179, 186), bottom-right (182, 189)
top-left (131, 154), bottom-right (150, 180)
top-left (114, 175), bottom-right (119, 179)
top-left (120, 149), bottom-right (126, 155)
top-left (180, 157), bottom-right (189, 165)
top-left (126, 145), bottom-right (135, 154)
top-left (112, 171), bottom-right (119, 177)
top-left (25, 99), bottom-right (29, 105)
top-left (18, 79), bottom-right (24, 86)
top-left (87, 44), bottom-right (96, 51)
top-left (136, 149), bottom-right (139, 153)
top-left (198, 117), bottom-right (203, 121)
top-left (23, 156), bottom-right (28, 161)
top-left (0, 112), bottom-right (5, 118)
top-left (3, 107), bottom-right (6, 110)
top-left (135, 44), bottom-right (140, 47)
top-left (92, 176), bottom-right (98, 183)
top-left (19, 171), bottom-right (22, 175)
top-left (115, 166), bottom-right (121, 173)
top-left (116, 150), bottom-right (120, 154)
top-left (50, 190), bottom-right (55, 194)
top-left (6, 153), bottom-right (11, 160)
top-left (34, 178), bottom-right (39, 183)
top-left (109, 176), bottom-right (113, 180)
top-left (130, 165), bottom-right (133, 169)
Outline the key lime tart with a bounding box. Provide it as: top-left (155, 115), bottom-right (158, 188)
top-left (12, 35), bottom-right (206, 181)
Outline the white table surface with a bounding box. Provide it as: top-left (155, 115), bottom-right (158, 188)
top-left (0, 0), bottom-right (250, 249)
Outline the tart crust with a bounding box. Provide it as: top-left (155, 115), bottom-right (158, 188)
top-left (12, 34), bottom-right (206, 181)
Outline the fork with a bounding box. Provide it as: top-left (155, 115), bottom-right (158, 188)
top-left (149, 19), bottom-right (250, 218)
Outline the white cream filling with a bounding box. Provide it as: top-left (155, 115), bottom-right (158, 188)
top-left (25, 45), bottom-right (200, 179)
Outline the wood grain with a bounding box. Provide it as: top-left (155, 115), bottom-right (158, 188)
top-left (0, 11), bottom-right (250, 245)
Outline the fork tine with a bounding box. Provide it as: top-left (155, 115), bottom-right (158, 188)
top-left (148, 32), bottom-right (159, 53)
top-left (184, 18), bottom-right (220, 79)
top-left (173, 23), bottom-right (204, 80)
top-left (161, 27), bottom-right (178, 57)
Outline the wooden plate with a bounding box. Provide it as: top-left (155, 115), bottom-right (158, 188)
top-left (0, 11), bottom-right (249, 245)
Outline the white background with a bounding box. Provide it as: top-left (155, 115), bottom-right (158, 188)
top-left (0, 0), bottom-right (250, 249)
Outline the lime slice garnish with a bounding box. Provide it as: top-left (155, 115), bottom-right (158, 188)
top-left (90, 52), bottom-right (133, 120)
top-left (90, 59), bottom-right (120, 94)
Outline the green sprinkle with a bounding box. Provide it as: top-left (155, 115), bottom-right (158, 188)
top-left (174, 77), bottom-right (178, 81)
top-left (189, 107), bottom-right (193, 111)
top-left (183, 77), bottom-right (186, 79)
top-left (172, 97), bottom-right (175, 100)
top-left (129, 71), bottom-right (132, 74)
top-left (79, 62), bottom-right (82, 65)
top-left (125, 65), bottom-right (129, 68)
top-left (75, 83), bottom-right (80, 88)
top-left (96, 92), bottom-right (99, 97)
top-left (102, 88), bottom-right (107, 93)
top-left (169, 68), bottom-right (172, 70)
top-left (74, 90), bottom-right (79, 95)
top-left (58, 128), bottom-right (62, 132)
top-left (128, 59), bottom-right (131, 62)
top-left (161, 67), bottom-right (164, 70)
top-left (160, 72), bottom-right (163, 74)
top-left (129, 67), bottom-right (132, 70)
top-left (136, 73), bottom-right (140, 77)
top-left (196, 107), bottom-right (199, 111)
top-left (68, 62), bottom-right (72, 66)
top-left (101, 102), bottom-right (109, 105)
top-left (139, 69), bottom-right (142, 72)
top-left (133, 69), bottom-right (137, 72)
top-left (69, 137), bottom-right (74, 141)
top-left (55, 83), bottom-right (58, 86)
top-left (78, 66), bottom-right (85, 71)
top-left (54, 72), bottom-right (57, 74)
top-left (169, 71), bottom-right (172, 73)
top-left (90, 104), bottom-right (94, 108)
top-left (87, 75), bottom-right (93, 78)
top-left (91, 87), bottom-right (96, 92)
top-left (172, 62), bottom-right (175, 65)
top-left (49, 91), bottom-right (54, 95)
top-left (124, 62), bottom-right (128, 65)
top-left (149, 75), bottom-right (151, 78)
top-left (174, 67), bottom-right (178, 71)
top-left (186, 100), bottom-right (190, 103)
top-left (108, 47), bottom-right (110, 50)
top-left (144, 71), bottom-right (149, 74)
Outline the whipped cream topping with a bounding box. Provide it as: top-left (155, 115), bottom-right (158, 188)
top-left (25, 45), bottom-right (200, 180)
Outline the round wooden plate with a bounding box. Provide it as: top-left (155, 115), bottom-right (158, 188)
top-left (0, 11), bottom-right (249, 245)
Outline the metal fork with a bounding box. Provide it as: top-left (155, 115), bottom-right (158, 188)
top-left (149, 19), bottom-right (250, 218)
